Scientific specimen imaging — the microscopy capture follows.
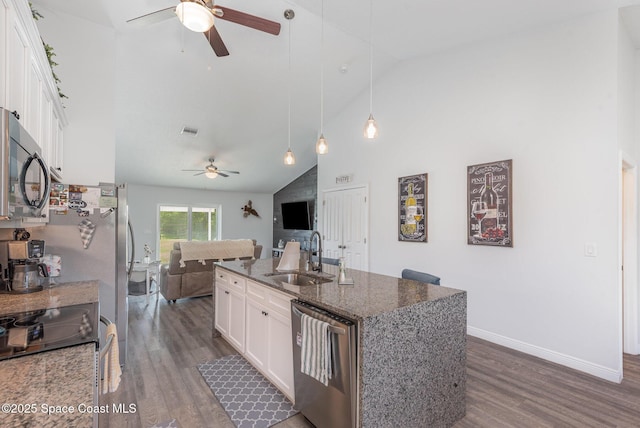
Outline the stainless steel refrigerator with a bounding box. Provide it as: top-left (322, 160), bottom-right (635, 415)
top-left (31, 183), bottom-right (132, 364)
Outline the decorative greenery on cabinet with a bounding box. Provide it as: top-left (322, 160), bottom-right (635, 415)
top-left (29, 3), bottom-right (67, 100)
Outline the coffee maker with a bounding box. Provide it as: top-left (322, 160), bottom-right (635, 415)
top-left (0, 238), bottom-right (48, 293)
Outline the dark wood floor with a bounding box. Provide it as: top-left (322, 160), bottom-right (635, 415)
top-left (100, 294), bottom-right (640, 428)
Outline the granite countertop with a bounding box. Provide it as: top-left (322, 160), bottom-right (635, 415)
top-left (0, 281), bottom-right (100, 427)
top-left (217, 258), bottom-right (464, 321)
top-left (0, 342), bottom-right (96, 428)
top-left (0, 281), bottom-right (99, 315)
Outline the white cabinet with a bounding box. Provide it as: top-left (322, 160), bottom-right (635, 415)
top-left (25, 53), bottom-right (43, 139)
top-left (49, 111), bottom-right (64, 179)
top-left (5, 5), bottom-right (28, 121)
top-left (0, 0), bottom-right (9, 106)
top-left (215, 267), bottom-right (295, 402)
top-left (214, 269), bottom-right (245, 352)
top-left (245, 289), bottom-right (268, 368)
top-left (245, 280), bottom-right (294, 401)
top-left (39, 85), bottom-right (52, 161)
top-left (265, 306), bottom-right (294, 398)
top-left (1, 0), bottom-right (66, 178)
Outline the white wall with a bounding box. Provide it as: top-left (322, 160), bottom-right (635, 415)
top-left (32, 6), bottom-right (116, 184)
top-left (618, 13), bottom-right (640, 356)
top-left (619, 17), bottom-right (637, 158)
top-left (319, 10), bottom-right (626, 380)
top-left (127, 184), bottom-right (273, 260)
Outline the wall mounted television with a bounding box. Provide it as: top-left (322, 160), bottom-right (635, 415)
top-left (281, 201), bottom-right (311, 230)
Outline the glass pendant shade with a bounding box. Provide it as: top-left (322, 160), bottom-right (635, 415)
top-left (284, 148), bottom-right (295, 165)
top-left (364, 113), bottom-right (379, 139)
top-left (205, 171), bottom-right (218, 179)
top-left (175, 2), bottom-right (214, 32)
top-left (316, 134), bottom-right (328, 155)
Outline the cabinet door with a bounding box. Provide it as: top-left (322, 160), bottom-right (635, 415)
top-left (39, 87), bottom-right (52, 164)
top-left (6, 6), bottom-right (28, 120)
top-left (0, 0), bottom-right (8, 106)
top-left (227, 289), bottom-right (245, 352)
top-left (267, 309), bottom-right (294, 400)
top-left (26, 54), bottom-right (42, 141)
top-left (214, 285), bottom-right (230, 337)
top-left (245, 296), bottom-right (268, 370)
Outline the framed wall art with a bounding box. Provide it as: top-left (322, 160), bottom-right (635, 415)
top-left (399, 173), bottom-right (428, 242)
top-left (467, 159), bottom-right (512, 247)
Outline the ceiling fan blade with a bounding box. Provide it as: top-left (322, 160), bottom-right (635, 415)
top-left (193, 172), bottom-right (205, 176)
top-left (214, 6), bottom-right (281, 35)
top-left (204, 26), bottom-right (229, 57)
top-left (126, 6), bottom-right (176, 26)
top-left (182, 169), bottom-right (204, 172)
top-left (219, 170), bottom-right (240, 174)
top-left (217, 172), bottom-right (229, 178)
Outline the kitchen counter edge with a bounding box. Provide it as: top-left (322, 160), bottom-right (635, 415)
top-left (0, 281), bottom-right (99, 315)
top-left (215, 259), bottom-right (465, 321)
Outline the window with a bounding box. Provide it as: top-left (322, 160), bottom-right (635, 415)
top-left (158, 205), bottom-right (220, 263)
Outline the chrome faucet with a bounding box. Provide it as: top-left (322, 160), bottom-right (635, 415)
top-left (310, 231), bottom-right (323, 273)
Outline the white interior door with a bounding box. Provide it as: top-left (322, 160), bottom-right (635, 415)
top-left (321, 186), bottom-right (368, 271)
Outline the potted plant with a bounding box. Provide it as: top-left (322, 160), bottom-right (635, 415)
top-left (143, 244), bottom-right (153, 264)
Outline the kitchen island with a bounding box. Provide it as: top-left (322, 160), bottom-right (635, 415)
top-left (214, 259), bottom-right (466, 428)
top-left (0, 281), bottom-right (99, 428)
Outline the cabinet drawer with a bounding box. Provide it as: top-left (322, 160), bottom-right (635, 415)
top-left (216, 268), bottom-right (245, 293)
top-left (246, 280), bottom-right (267, 303)
top-left (268, 289), bottom-right (293, 317)
top-left (215, 268), bottom-right (230, 286)
top-left (247, 280), bottom-right (292, 317)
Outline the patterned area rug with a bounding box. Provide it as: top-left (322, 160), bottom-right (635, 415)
top-left (149, 418), bottom-right (179, 428)
top-left (197, 355), bottom-right (298, 428)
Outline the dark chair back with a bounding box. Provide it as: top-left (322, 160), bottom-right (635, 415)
top-left (401, 268), bottom-right (441, 285)
top-left (309, 256), bottom-right (340, 266)
top-left (323, 257), bottom-right (340, 266)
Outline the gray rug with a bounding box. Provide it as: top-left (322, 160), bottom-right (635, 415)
top-left (197, 354), bottom-right (298, 428)
top-left (149, 419), bottom-right (178, 428)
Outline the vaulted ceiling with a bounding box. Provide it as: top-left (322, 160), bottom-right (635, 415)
top-left (30, 0), bottom-right (640, 193)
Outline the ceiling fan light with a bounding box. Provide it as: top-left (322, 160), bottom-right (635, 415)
top-left (316, 134), bottom-right (328, 155)
top-left (364, 113), bottom-right (379, 139)
top-left (175, 2), bottom-right (214, 32)
top-left (205, 171), bottom-right (218, 179)
top-left (284, 148), bottom-right (296, 165)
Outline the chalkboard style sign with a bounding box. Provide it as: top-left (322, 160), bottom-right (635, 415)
top-left (399, 173), bottom-right (428, 242)
top-left (467, 159), bottom-right (513, 247)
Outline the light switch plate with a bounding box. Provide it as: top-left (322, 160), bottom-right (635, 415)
top-left (585, 243), bottom-right (597, 257)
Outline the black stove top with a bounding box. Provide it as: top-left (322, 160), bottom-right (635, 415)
top-left (0, 302), bottom-right (99, 361)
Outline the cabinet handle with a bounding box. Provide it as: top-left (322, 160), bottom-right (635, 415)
top-left (261, 311), bottom-right (268, 316)
top-left (224, 291), bottom-right (230, 295)
top-left (233, 281), bottom-right (238, 284)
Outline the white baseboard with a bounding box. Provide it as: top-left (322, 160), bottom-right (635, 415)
top-left (467, 326), bottom-right (622, 383)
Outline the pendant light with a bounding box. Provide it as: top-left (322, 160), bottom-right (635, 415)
top-left (364, 0), bottom-right (378, 139)
top-left (315, 0), bottom-right (328, 155)
top-left (284, 9), bottom-right (296, 165)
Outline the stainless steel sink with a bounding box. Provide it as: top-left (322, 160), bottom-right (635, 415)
top-left (265, 273), bottom-right (332, 286)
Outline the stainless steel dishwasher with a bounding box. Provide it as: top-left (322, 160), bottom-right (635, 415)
top-left (291, 299), bottom-right (358, 428)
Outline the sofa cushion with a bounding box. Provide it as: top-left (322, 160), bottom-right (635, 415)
top-left (160, 239), bottom-right (261, 302)
top-left (179, 239), bottom-right (254, 266)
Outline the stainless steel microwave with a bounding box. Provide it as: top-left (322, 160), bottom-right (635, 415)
top-left (0, 108), bottom-right (50, 224)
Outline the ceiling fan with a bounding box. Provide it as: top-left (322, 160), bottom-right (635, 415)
top-left (182, 158), bottom-right (240, 179)
top-left (127, 0), bottom-right (281, 57)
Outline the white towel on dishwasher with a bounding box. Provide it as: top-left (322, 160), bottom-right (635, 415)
top-left (300, 313), bottom-right (332, 386)
top-left (102, 323), bottom-right (121, 394)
